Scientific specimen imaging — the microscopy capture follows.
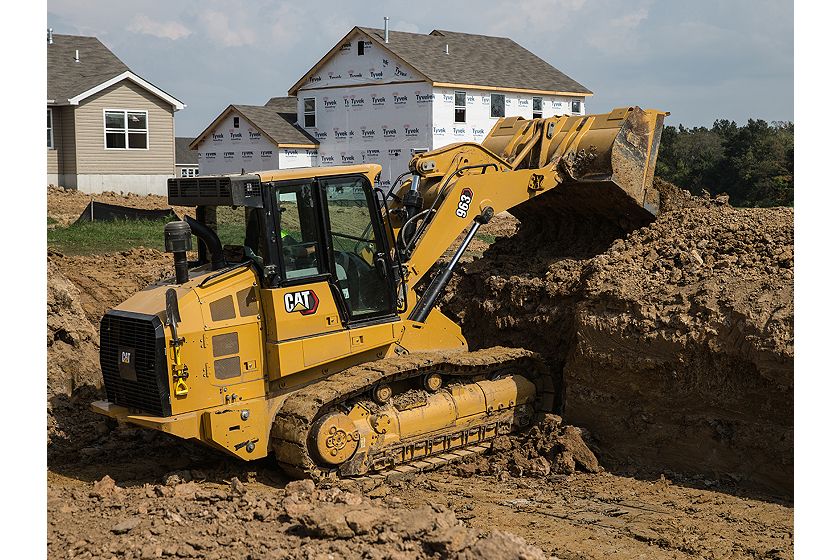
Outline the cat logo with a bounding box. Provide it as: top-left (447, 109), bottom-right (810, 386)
top-left (117, 346), bottom-right (137, 381)
top-left (284, 290), bottom-right (319, 315)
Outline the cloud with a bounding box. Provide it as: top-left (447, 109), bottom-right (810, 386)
top-left (583, 0), bottom-right (652, 55)
top-left (199, 11), bottom-right (256, 47)
top-left (483, 0), bottom-right (588, 34)
top-left (128, 15), bottom-right (191, 40)
top-left (47, 0), bottom-right (793, 132)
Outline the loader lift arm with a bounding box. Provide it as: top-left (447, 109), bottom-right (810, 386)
top-left (391, 106), bottom-right (667, 295)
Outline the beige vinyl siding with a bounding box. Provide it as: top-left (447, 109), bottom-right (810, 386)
top-left (47, 106), bottom-right (77, 177)
top-left (59, 106), bottom-right (77, 174)
top-left (74, 79), bottom-right (175, 174)
top-left (47, 125), bottom-right (57, 175)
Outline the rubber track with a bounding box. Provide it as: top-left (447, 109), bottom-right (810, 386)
top-left (270, 346), bottom-right (553, 480)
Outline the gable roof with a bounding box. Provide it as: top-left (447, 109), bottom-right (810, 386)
top-left (48, 33), bottom-right (184, 109)
top-left (190, 104), bottom-right (318, 149)
top-left (289, 27), bottom-right (592, 96)
top-left (175, 137), bottom-right (198, 165)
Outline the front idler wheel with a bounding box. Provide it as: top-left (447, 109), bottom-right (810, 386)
top-left (309, 411), bottom-right (360, 466)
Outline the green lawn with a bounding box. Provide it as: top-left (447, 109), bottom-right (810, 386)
top-left (46, 209), bottom-right (496, 256)
top-left (47, 218), bottom-right (176, 255)
top-left (48, 212), bottom-right (247, 256)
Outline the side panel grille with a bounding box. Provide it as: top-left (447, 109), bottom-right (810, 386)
top-left (100, 312), bottom-right (170, 417)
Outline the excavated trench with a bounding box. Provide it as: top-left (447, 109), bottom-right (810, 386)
top-left (442, 179), bottom-right (793, 497)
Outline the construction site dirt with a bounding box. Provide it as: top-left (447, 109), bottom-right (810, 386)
top-left (46, 183), bottom-right (793, 559)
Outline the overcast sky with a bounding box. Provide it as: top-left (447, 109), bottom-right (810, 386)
top-left (46, 0), bottom-right (793, 137)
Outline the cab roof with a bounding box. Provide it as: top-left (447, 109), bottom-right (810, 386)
top-left (255, 164), bottom-right (382, 183)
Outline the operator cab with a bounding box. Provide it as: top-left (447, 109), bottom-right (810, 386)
top-left (167, 167), bottom-right (399, 326)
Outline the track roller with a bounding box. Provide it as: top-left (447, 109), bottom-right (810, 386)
top-left (372, 383), bottom-right (392, 404)
top-left (423, 372), bottom-right (443, 392)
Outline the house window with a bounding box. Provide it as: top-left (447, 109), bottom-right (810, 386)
top-left (571, 99), bottom-right (581, 114)
top-left (490, 94), bottom-right (505, 118)
top-left (454, 91), bottom-right (466, 123)
top-left (357, 41), bottom-right (364, 55)
top-left (180, 168), bottom-right (198, 177)
top-left (303, 97), bottom-right (316, 128)
top-left (233, 116), bottom-right (240, 128)
top-left (532, 97), bottom-right (542, 119)
top-left (47, 108), bottom-right (54, 149)
top-left (104, 110), bottom-right (148, 149)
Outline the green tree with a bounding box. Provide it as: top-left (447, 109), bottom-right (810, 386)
top-left (656, 119), bottom-right (793, 207)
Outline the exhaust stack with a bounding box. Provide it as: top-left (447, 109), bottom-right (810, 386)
top-left (164, 221), bottom-right (192, 284)
top-left (384, 17), bottom-right (389, 43)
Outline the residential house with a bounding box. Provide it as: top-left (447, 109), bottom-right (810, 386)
top-left (191, 96), bottom-right (318, 175)
top-left (194, 26), bottom-right (591, 188)
top-left (175, 137), bottom-right (199, 177)
top-left (47, 31), bottom-right (185, 194)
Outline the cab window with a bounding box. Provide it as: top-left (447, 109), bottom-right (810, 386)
top-left (323, 178), bottom-right (393, 319)
top-left (275, 183), bottom-right (324, 280)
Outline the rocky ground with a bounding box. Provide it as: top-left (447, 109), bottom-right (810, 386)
top-left (46, 184), bottom-right (793, 558)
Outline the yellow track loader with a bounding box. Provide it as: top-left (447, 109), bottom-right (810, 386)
top-left (92, 107), bottom-right (666, 478)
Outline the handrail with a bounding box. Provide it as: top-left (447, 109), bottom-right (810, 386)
top-left (197, 261), bottom-right (253, 289)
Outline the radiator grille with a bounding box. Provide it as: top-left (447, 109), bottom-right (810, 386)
top-left (100, 312), bottom-right (170, 417)
top-left (166, 175), bottom-right (262, 208)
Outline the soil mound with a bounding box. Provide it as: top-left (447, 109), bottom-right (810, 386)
top-left (47, 259), bottom-right (100, 400)
top-left (445, 180), bottom-right (793, 496)
top-left (48, 185), bottom-right (190, 227)
top-left (455, 415), bottom-right (602, 479)
top-left (47, 250), bottom-right (171, 455)
top-left (49, 248), bottom-right (172, 326)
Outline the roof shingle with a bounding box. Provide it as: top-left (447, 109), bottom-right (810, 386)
top-left (175, 137), bottom-right (198, 165)
top-left (265, 96), bottom-right (298, 113)
top-left (47, 34), bottom-right (129, 104)
top-left (293, 27), bottom-right (591, 95)
top-left (231, 105), bottom-right (318, 146)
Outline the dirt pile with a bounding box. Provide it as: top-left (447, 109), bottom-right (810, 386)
top-left (445, 180), bottom-right (793, 496)
top-left (455, 415), bottom-right (601, 479)
top-left (47, 259), bottom-right (101, 400)
top-left (49, 248), bottom-right (172, 326)
top-left (48, 473), bottom-right (547, 559)
top-left (48, 185), bottom-right (190, 226)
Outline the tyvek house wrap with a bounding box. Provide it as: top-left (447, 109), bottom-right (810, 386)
top-left (195, 113), bottom-right (317, 175)
top-left (298, 36), bottom-right (432, 190)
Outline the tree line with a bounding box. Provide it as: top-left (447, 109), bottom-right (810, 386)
top-left (654, 119), bottom-right (793, 207)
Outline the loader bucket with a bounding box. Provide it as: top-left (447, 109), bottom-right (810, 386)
top-left (492, 107), bottom-right (668, 232)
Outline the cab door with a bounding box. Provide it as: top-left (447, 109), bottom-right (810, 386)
top-left (261, 176), bottom-right (397, 381)
top-left (320, 175), bottom-right (397, 323)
